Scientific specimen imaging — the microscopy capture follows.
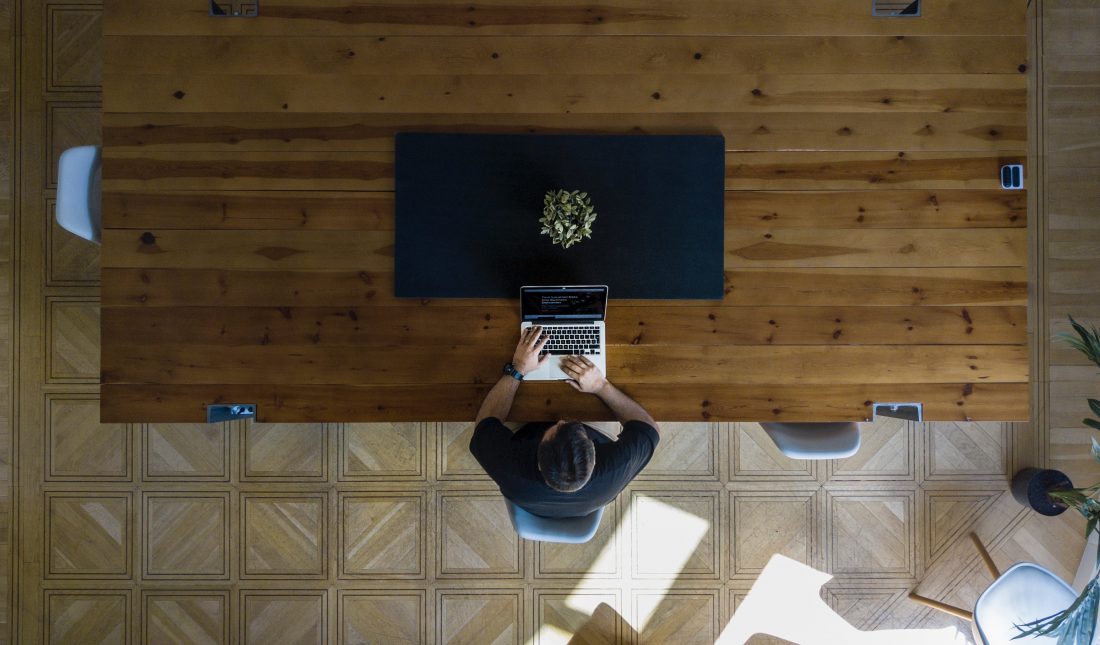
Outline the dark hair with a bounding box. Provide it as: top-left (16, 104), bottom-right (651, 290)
top-left (538, 421), bottom-right (596, 493)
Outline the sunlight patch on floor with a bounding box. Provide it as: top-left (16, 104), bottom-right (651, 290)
top-left (718, 554), bottom-right (971, 645)
top-left (528, 495), bottom-right (710, 644)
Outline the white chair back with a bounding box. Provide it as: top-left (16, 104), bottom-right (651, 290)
top-left (973, 562), bottom-right (1078, 645)
top-left (760, 422), bottom-right (861, 460)
top-left (55, 145), bottom-right (102, 244)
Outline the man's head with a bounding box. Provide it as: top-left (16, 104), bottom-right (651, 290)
top-left (537, 421), bottom-right (596, 493)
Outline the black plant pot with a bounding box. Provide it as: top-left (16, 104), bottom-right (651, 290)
top-left (1011, 468), bottom-right (1073, 516)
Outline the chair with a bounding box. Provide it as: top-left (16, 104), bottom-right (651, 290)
top-left (909, 533), bottom-right (1078, 645)
top-left (504, 498), bottom-right (603, 544)
top-left (759, 422), bottom-right (861, 460)
top-left (55, 145), bottom-right (102, 244)
top-left (718, 554), bottom-right (967, 644)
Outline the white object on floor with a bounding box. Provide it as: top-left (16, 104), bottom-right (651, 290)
top-left (974, 562), bottom-right (1080, 645)
top-left (760, 422), bottom-right (862, 460)
top-left (717, 554), bottom-right (968, 645)
top-left (55, 145), bottom-right (102, 244)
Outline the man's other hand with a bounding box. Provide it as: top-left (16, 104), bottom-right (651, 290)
top-left (561, 356), bottom-right (609, 394)
top-left (513, 326), bottom-right (550, 375)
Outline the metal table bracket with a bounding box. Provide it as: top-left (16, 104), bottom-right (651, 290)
top-left (210, 1), bottom-right (258, 17)
top-left (872, 402), bottom-right (924, 422)
top-left (207, 404), bottom-right (257, 423)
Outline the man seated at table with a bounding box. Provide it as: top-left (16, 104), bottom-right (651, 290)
top-left (469, 325), bottom-right (660, 518)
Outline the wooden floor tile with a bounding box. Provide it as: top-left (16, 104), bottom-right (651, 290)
top-left (924, 489), bottom-right (1002, 564)
top-left (925, 421), bottom-right (1008, 479)
top-left (339, 421), bottom-right (424, 480)
top-left (439, 590), bottom-right (521, 645)
top-left (634, 590), bottom-right (719, 645)
top-left (47, 396), bottom-right (130, 480)
top-left (822, 585), bottom-right (909, 631)
top-left (827, 419), bottom-right (915, 482)
top-left (536, 500), bottom-right (619, 578)
top-left (727, 589), bottom-right (793, 645)
top-left (637, 422), bottom-right (718, 480)
top-left (731, 491), bottom-right (815, 577)
top-left (534, 590), bottom-right (621, 645)
top-left (46, 493), bottom-right (131, 578)
top-left (48, 215), bottom-right (101, 284)
top-left (340, 591), bottom-right (424, 645)
top-left (144, 493), bottom-right (228, 578)
top-left (143, 422), bottom-right (228, 480)
top-left (242, 592), bottom-right (325, 645)
top-left (340, 492), bottom-right (424, 578)
top-left (437, 422), bottom-right (491, 480)
top-left (47, 297), bottom-right (100, 381)
top-left (990, 511), bottom-right (1083, 583)
top-left (827, 491), bottom-right (916, 578)
top-left (631, 492), bottom-right (719, 579)
top-left (438, 492), bottom-right (521, 577)
top-left (48, 5), bottom-right (101, 90)
top-left (47, 591), bottom-right (129, 645)
top-left (242, 495), bottom-right (326, 578)
top-left (242, 423), bottom-right (327, 480)
top-left (144, 592), bottom-right (227, 645)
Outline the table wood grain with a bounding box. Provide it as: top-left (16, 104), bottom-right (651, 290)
top-left (101, 0), bottom-right (1029, 422)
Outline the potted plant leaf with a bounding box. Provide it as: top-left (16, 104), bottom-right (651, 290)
top-left (1013, 316), bottom-right (1100, 644)
top-left (540, 189), bottom-right (597, 249)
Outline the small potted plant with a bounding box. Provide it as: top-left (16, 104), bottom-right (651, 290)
top-left (1011, 467), bottom-right (1073, 516)
top-left (1013, 316), bottom-right (1100, 643)
top-left (540, 189), bottom-right (597, 249)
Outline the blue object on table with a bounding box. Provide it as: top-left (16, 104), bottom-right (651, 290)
top-left (394, 133), bottom-right (726, 299)
top-left (1000, 164), bottom-right (1024, 190)
top-left (504, 498), bottom-right (604, 544)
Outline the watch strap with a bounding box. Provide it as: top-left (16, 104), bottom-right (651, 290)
top-left (503, 362), bottom-right (524, 381)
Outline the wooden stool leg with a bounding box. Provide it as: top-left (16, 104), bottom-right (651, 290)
top-left (969, 532), bottom-right (1001, 579)
top-left (908, 592), bottom-right (974, 621)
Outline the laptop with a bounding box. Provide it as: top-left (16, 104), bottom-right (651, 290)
top-left (520, 285), bottom-right (608, 381)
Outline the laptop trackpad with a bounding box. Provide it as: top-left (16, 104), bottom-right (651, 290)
top-left (527, 356), bottom-right (570, 381)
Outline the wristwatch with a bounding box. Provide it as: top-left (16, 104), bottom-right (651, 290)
top-left (503, 362), bottom-right (524, 381)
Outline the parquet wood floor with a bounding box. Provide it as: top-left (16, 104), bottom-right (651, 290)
top-left (0, 0), bottom-right (1095, 643)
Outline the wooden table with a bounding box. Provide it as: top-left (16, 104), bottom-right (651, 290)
top-left (100, 0), bottom-right (1029, 423)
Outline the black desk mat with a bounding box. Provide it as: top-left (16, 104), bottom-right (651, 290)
top-left (394, 133), bottom-right (725, 299)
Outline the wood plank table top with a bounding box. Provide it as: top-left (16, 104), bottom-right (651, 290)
top-left (100, 0), bottom-right (1029, 423)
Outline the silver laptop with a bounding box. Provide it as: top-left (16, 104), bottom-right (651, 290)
top-left (520, 285), bottom-right (608, 381)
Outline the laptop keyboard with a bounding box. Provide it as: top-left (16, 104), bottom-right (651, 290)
top-left (537, 325), bottom-right (602, 356)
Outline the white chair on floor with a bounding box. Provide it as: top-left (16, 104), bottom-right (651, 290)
top-left (718, 554), bottom-right (968, 644)
top-left (909, 532), bottom-right (1079, 645)
top-left (759, 422), bottom-right (861, 460)
top-left (504, 499), bottom-right (603, 544)
top-left (55, 145), bottom-right (102, 244)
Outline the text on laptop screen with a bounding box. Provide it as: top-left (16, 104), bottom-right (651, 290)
top-left (522, 287), bottom-right (606, 322)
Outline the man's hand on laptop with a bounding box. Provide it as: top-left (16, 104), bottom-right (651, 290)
top-left (513, 325), bottom-right (551, 375)
top-left (561, 356), bottom-right (609, 394)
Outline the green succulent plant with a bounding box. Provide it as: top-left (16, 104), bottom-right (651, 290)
top-left (1012, 316), bottom-right (1100, 644)
top-left (540, 189), bottom-right (597, 250)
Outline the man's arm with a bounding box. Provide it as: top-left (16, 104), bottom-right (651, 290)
top-left (474, 325), bottom-right (550, 424)
top-left (559, 356), bottom-right (659, 431)
top-left (475, 376), bottom-right (521, 424)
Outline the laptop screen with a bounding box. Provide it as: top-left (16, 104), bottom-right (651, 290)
top-left (521, 286), bottom-right (607, 322)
